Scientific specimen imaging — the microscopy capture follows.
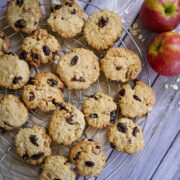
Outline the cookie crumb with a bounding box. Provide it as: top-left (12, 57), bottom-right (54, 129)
top-left (172, 84), bottom-right (178, 90)
top-left (164, 84), bottom-right (169, 89)
top-left (176, 78), bottom-right (180, 83)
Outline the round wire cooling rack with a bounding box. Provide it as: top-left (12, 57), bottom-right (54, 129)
top-left (0, 0), bottom-right (151, 179)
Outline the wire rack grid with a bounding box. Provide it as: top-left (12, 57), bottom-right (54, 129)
top-left (0, 0), bottom-right (150, 179)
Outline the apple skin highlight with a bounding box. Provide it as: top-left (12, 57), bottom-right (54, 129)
top-left (147, 32), bottom-right (180, 76)
top-left (140, 0), bottom-right (180, 32)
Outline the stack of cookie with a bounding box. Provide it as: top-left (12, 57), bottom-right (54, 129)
top-left (0, 0), bottom-right (156, 179)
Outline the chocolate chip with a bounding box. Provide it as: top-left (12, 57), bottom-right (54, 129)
top-left (98, 17), bottom-right (109, 28)
top-left (88, 139), bottom-right (94, 141)
top-left (71, 8), bottom-right (76, 14)
top-left (89, 113), bottom-right (98, 119)
top-left (0, 34), bottom-right (5, 39)
top-left (7, 51), bottom-right (15, 55)
top-left (31, 53), bottom-right (39, 61)
top-left (129, 79), bottom-right (138, 89)
top-left (54, 4), bottom-right (62, 10)
top-left (30, 135), bottom-right (38, 146)
top-left (110, 143), bottom-right (116, 149)
top-left (65, 1), bottom-right (72, 7)
top-left (119, 89), bottom-right (125, 96)
top-left (85, 161), bottom-right (95, 167)
top-left (116, 66), bottom-right (122, 71)
top-left (52, 99), bottom-right (66, 110)
top-left (47, 79), bottom-right (58, 87)
top-left (29, 91), bottom-right (35, 101)
top-left (31, 152), bottom-right (44, 160)
top-left (12, 76), bottom-right (22, 84)
top-left (66, 116), bottom-right (74, 125)
top-left (3, 121), bottom-right (13, 127)
top-left (52, 52), bottom-right (57, 60)
top-left (19, 50), bottom-right (28, 60)
top-left (15, 19), bottom-right (26, 28)
top-left (71, 76), bottom-right (85, 82)
top-left (53, 179), bottom-right (60, 180)
top-left (73, 151), bottom-right (81, 161)
top-left (110, 110), bottom-right (117, 123)
top-left (89, 95), bottom-right (99, 100)
top-left (23, 154), bottom-right (29, 160)
top-left (132, 127), bottom-right (139, 136)
top-left (133, 95), bottom-right (141, 102)
top-left (28, 77), bottom-right (35, 85)
top-left (71, 55), bottom-right (78, 65)
top-left (16, 0), bottom-right (24, 6)
top-left (95, 145), bottom-right (100, 149)
top-left (43, 45), bottom-right (51, 56)
top-left (117, 123), bottom-right (128, 133)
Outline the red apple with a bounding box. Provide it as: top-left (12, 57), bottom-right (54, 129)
top-left (140, 0), bottom-right (180, 32)
top-left (147, 32), bottom-right (180, 76)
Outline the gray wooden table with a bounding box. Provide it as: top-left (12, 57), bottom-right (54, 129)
top-left (0, 0), bottom-right (180, 180)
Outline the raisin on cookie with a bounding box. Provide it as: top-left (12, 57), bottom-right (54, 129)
top-left (22, 72), bottom-right (64, 112)
top-left (70, 139), bottom-right (106, 176)
top-left (57, 48), bottom-right (100, 90)
top-left (20, 29), bottom-right (60, 67)
top-left (48, 102), bottom-right (85, 145)
top-left (15, 125), bottom-right (51, 165)
top-left (84, 9), bottom-right (122, 50)
top-left (118, 80), bottom-right (156, 118)
top-left (0, 30), bottom-right (9, 55)
top-left (0, 53), bottom-right (30, 89)
top-left (39, 155), bottom-right (76, 180)
top-left (0, 95), bottom-right (28, 131)
top-left (82, 93), bottom-right (117, 128)
top-left (47, 0), bottom-right (84, 38)
top-left (107, 118), bottom-right (144, 153)
top-left (100, 48), bottom-right (142, 83)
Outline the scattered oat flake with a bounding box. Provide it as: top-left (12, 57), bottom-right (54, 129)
top-left (176, 78), bottom-right (180, 83)
top-left (138, 34), bottom-right (143, 40)
top-left (172, 84), bottom-right (178, 90)
top-left (125, 9), bottom-right (129, 15)
top-left (178, 102), bottom-right (180, 106)
top-left (165, 84), bottom-right (169, 89)
top-left (132, 23), bottom-right (138, 29)
top-left (132, 30), bottom-right (138, 36)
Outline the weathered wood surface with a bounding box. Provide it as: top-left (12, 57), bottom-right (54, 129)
top-left (0, 0), bottom-right (180, 180)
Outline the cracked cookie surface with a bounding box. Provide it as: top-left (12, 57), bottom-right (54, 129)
top-left (70, 139), bottom-right (106, 176)
top-left (48, 102), bottom-right (85, 145)
top-left (15, 125), bottom-right (51, 165)
top-left (107, 118), bottom-right (144, 153)
top-left (57, 48), bottom-right (100, 90)
top-left (100, 48), bottom-right (142, 82)
top-left (22, 72), bottom-right (64, 112)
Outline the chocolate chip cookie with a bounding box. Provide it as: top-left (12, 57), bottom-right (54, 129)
top-left (22, 72), bottom-right (64, 112)
top-left (0, 53), bottom-right (30, 89)
top-left (70, 139), bottom-right (106, 176)
top-left (57, 48), bottom-right (100, 90)
top-left (107, 118), bottom-right (144, 153)
top-left (7, 0), bottom-right (41, 33)
top-left (0, 95), bottom-right (28, 131)
top-left (118, 80), bottom-right (156, 118)
top-left (0, 30), bottom-right (9, 55)
top-left (82, 93), bottom-right (117, 128)
top-left (39, 155), bottom-right (76, 180)
top-left (84, 9), bottom-right (122, 50)
top-left (100, 48), bottom-right (142, 82)
top-left (20, 29), bottom-right (60, 67)
top-left (47, 0), bottom-right (84, 38)
top-left (48, 102), bottom-right (85, 145)
top-left (15, 125), bottom-right (51, 165)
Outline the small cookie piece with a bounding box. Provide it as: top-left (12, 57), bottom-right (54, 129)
top-left (39, 155), bottom-right (76, 180)
top-left (84, 9), bottom-right (122, 50)
top-left (47, 1), bottom-right (84, 38)
top-left (107, 118), bottom-right (144, 153)
top-left (100, 48), bottom-right (142, 82)
top-left (0, 30), bottom-right (9, 55)
top-left (70, 139), bottom-right (106, 176)
top-left (20, 29), bottom-right (60, 67)
top-left (7, 0), bottom-right (41, 33)
top-left (57, 48), bottom-right (100, 90)
top-left (15, 125), bottom-right (51, 165)
top-left (118, 80), bottom-right (156, 118)
top-left (0, 54), bottom-right (30, 89)
top-left (0, 95), bottom-right (28, 131)
top-left (82, 93), bottom-right (117, 128)
top-left (48, 102), bottom-right (85, 145)
top-left (22, 72), bottom-right (64, 112)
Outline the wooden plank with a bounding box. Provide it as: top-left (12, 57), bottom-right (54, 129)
top-left (99, 76), bottom-right (180, 180)
top-left (151, 132), bottom-right (180, 180)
